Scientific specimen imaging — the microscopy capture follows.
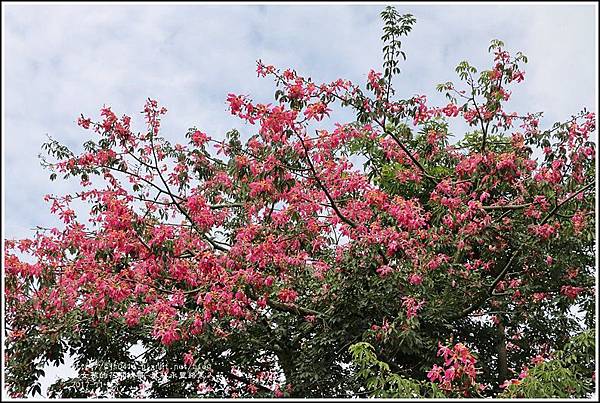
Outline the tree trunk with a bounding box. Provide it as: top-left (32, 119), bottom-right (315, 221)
top-left (497, 319), bottom-right (509, 386)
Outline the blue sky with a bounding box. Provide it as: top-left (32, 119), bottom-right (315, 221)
top-left (1, 2), bottom-right (597, 395)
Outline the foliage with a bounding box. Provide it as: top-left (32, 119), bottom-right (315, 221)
top-left (499, 329), bottom-right (595, 398)
top-left (349, 341), bottom-right (446, 398)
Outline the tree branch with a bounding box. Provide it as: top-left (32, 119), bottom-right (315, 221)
top-left (266, 299), bottom-right (325, 318)
top-left (148, 133), bottom-right (229, 252)
top-left (448, 181), bottom-right (594, 321)
top-left (297, 135), bottom-right (357, 229)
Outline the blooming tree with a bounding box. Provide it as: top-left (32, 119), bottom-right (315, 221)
top-left (4, 7), bottom-right (596, 398)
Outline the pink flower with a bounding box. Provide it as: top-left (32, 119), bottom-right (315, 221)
top-left (572, 211), bottom-right (586, 234)
top-left (191, 315), bottom-right (204, 335)
top-left (529, 223), bottom-right (556, 240)
top-left (273, 385), bottom-right (284, 398)
top-left (227, 93), bottom-right (246, 116)
top-left (278, 288), bottom-right (298, 303)
top-left (256, 61), bottom-right (275, 78)
top-left (531, 355), bottom-right (545, 365)
top-left (463, 109), bottom-right (478, 124)
top-left (408, 273), bottom-right (423, 285)
top-left (77, 116), bottom-right (91, 129)
top-left (443, 367), bottom-right (456, 382)
top-left (427, 364), bottom-right (443, 382)
top-left (561, 285), bottom-right (584, 299)
top-left (257, 296), bottom-right (267, 309)
top-left (368, 70), bottom-right (384, 96)
top-left (287, 79), bottom-right (307, 100)
top-left (191, 130), bottom-right (209, 146)
top-left (184, 351), bottom-right (195, 366)
top-left (532, 292), bottom-right (546, 303)
top-left (488, 69), bottom-right (502, 80)
top-left (151, 314), bottom-right (180, 346)
top-left (402, 296), bottom-right (424, 319)
top-left (124, 306), bottom-right (141, 327)
top-left (442, 103), bottom-right (459, 117)
top-left (429, 342), bottom-right (478, 391)
top-left (304, 102), bottom-right (331, 121)
top-left (511, 70), bottom-right (525, 82)
top-left (264, 276), bottom-right (275, 287)
top-left (500, 379), bottom-right (521, 389)
top-left (376, 265), bottom-right (393, 278)
top-left (518, 367), bottom-right (529, 379)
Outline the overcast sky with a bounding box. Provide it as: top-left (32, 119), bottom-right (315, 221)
top-left (1, 2), bottom-right (598, 395)
top-left (3, 2), bottom-right (597, 241)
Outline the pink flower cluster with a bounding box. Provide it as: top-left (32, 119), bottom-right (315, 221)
top-left (427, 342), bottom-right (478, 394)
